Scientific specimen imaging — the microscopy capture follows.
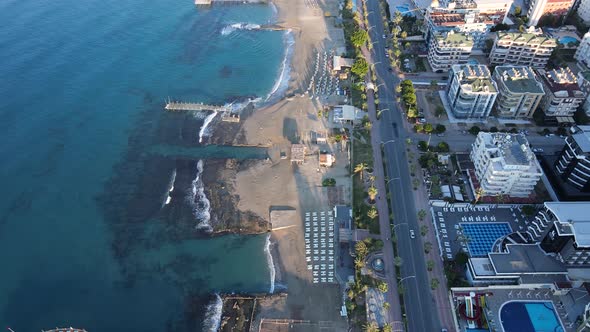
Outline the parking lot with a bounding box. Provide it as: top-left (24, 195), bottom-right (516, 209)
top-left (430, 202), bottom-right (537, 260)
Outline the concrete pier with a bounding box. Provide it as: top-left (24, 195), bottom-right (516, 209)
top-left (165, 101), bottom-right (224, 112)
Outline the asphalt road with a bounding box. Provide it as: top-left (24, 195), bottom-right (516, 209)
top-left (363, 0), bottom-right (442, 330)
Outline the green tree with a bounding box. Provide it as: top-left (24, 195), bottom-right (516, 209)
top-left (469, 126), bottom-right (481, 136)
top-left (424, 123), bottom-right (434, 133)
top-left (393, 256), bottom-right (404, 266)
top-left (427, 260), bottom-right (435, 271)
top-left (355, 241), bottom-right (369, 257)
top-left (354, 257), bottom-right (366, 269)
top-left (393, 11), bottom-right (403, 25)
top-left (424, 241), bottom-right (433, 254)
top-left (400, 31), bottom-right (408, 39)
top-left (354, 163), bottom-right (367, 180)
top-left (403, 92), bottom-right (417, 106)
top-left (394, 49), bottom-right (402, 58)
top-left (383, 302), bottom-right (391, 310)
top-left (490, 126), bottom-right (499, 133)
top-left (378, 281), bottom-right (388, 293)
top-left (351, 29), bottom-right (369, 48)
top-left (395, 84), bottom-right (402, 93)
top-left (351, 57), bottom-right (369, 77)
top-left (435, 124), bottom-right (446, 133)
top-left (414, 123), bottom-right (424, 132)
top-left (367, 186), bottom-right (378, 201)
top-left (367, 207), bottom-right (378, 220)
top-left (417, 140), bottom-right (428, 151)
top-left (437, 141), bottom-right (450, 152)
top-left (420, 225), bottom-right (429, 236)
top-left (514, 5), bottom-right (522, 16)
top-left (455, 251), bottom-right (469, 266)
top-left (431, 278), bottom-right (440, 290)
top-left (474, 187), bottom-right (485, 204)
top-left (435, 105), bottom-right (445, 117)
top-left (363, 322), bottom-right (380, 332)
top-left (407, 107), bottom-right (419, 118)
top-left (417, 209), bottom-right (427, 221)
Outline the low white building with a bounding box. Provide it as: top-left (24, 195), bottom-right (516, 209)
top-left (332, 105), bottom-right (364, 125)
top-left (470, 132), bottom-right (543, 197)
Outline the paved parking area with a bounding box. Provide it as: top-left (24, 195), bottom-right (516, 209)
top-left (430, 202), bottom-right (537, 260)
top-left (304, 210), bottom-right (337, 283)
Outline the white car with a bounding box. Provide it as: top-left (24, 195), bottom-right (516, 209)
top-left (382, 34), bottom-right (386, 39)
top-left (410, 230), bottom-right (416, 239)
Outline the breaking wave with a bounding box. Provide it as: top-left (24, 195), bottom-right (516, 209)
top-left (202, 293), bottom-right (223, 332)
top-left (265, 30), bottom-right (294, 103)
top-left (265, 234), bottom-right (276, 294)
top-left (163, 168), bottom-right (176, 207)
top-left (198, 111), bottom-right (218, 144)
top-left (220, 23), bottom-right (261, 36)
top-left (187, 160), bottom-right (212, 232)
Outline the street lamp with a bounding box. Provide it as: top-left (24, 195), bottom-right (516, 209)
top-left (398, 275), bottom-right (416, 285)
top-left (391, 222), bottom-right (408, 231)
top-left (386, 177), bottom-right (400, 185)
top-left (381, 140), bottom-right (395, 145)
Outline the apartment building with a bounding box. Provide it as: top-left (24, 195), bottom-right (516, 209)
top-left (577, 71), bottom-right (590, 116)
top-left (489, 29), bottom-right (557, 68)
top-left (425, 0), bottom-right (511, 50)
top-left (575, 32), bottom-right (590, 69)
top-left (537, 202), bottom-right (590, 266)
top-left (577, 0), bottom-right (590, 24)
top-left (555, 125), bottom-right (590, 191)
top-left (447, 64), bottom-right (498, 119)
top-left (428, 31), bottom-right (474, 72)
top-left (527, 0), bottom-right (575, 26)
top-left (537, 67), bottom-right (586, 121)
top-left (493, 66), bottom-right (545, 119)
top-left (470, 132), bottom-right (542, 197)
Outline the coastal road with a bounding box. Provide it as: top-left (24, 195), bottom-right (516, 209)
top-left (362, 0), bottom-right (448, 330)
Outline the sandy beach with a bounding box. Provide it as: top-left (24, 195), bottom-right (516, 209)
top-left (229, 0), bottom-right (352, 329)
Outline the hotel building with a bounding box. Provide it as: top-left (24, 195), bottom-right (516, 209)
top-left (555, 125), bottom-right (590, 191)
top-left (527, 0), bottom-right (575, 27)
top-left (470, 132), bottom-right (542, 197)
top-left (537, 67), bottom-right (586, 122)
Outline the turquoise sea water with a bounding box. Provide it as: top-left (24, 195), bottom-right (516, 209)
top-left (0, 0), bottom-right (285, 330)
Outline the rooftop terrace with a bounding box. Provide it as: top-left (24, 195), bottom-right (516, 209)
top-left (494, 66), bottom-right (544, 94)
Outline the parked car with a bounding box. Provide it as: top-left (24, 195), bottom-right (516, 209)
top-left (410, 230), bottom-right (416, 239)
top-left (382, 34), bottom-right (386, 39)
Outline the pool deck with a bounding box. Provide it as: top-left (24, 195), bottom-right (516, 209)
top-left (451, 286), bottom-right (590, 331)
top-left (429, 202), bottom-right (536, 260)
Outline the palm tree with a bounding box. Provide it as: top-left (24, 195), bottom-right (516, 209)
top-left (367, 207), bottom-right (378, 219)
top-left (354, 163), bottom-right (367, 180)
top-left (383, 323), bottom-right (393, 332)
top-left (368, 175), bottom-right (376, 184)
top-left (363, 322), bottom-right (380, 332)
top-left (393, 256), bottom-right (403, 267)
top-left (355, 241), bottom-right (369, 257)
top-left (474, 187), bottom-right (485, 204)
top-left (354, 257), bottom-right (366, 269)
top-left (368, 186), bottom-right (378, 201)
top-left (427, 260), bottom-right (435, 271)
top-left (378, 281), bottom-right (388, 293)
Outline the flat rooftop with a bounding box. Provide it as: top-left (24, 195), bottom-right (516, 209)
top-left (496, 31), bottom-right (557, 47)
top-left (452, 64), bottom-right (497, 93)
top-left (489, 244), bottom-right (567, 274)
top-left (570, 125), bottom-right (590, 153)
top-left (544, 202), bottom-right (590, 248)
top-left (494, 66), bottom-right (544, 94)
top-left (479, 132), bottom-right (537, 166)
top-left (435, 31), bottom-right (473, 46)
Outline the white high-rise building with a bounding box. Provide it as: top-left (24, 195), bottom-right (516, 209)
top-left (527, 0), bottom-right (575, 26)
top-left (578, 0), bottom-right (590, 23)
top-left (470, 132), bottom-right (543, 197)
top-left (427, 31), bottom-right (473, 72)
top-left (575, 32), bottom-right (590, 69)
top-left (489, 29), bottom-right (557, 68)
top-left (447, 64), bottom-right (498, 119)
top-left (493, 66), bottom-right (545, 119)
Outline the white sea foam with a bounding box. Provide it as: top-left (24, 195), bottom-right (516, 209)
top-left (264, 234), bottom-right (276, 294)
top-left (163, 168), bottom-right (177, 207)
top-left (202, 293), bottom-right (223, 332)
top-left (198, 111), bottom-right (218, 144)
top-left (221, 23), bottom-right (261, 36)
top-left (187, 160), bottom-right (212, 231)
top-left (265, 30), bottom-right (295, 103)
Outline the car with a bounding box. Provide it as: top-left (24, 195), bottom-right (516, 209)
top-left (385, 53), bottom-right (389, 58)
top-left (437, 133), bottom-right (445, 137)
top-left (382, 34), bottom-right (386, 39)
top-left (410, 230), bottom-right (416, 239)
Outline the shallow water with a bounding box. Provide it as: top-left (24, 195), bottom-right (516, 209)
top-left (0, 0), bottom-right (285, 330)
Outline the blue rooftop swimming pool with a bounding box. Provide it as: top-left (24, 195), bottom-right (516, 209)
top-left (501, 301), bottom-right (564, 332)
top-left (460, 222), bottom-right (512, 257)
top-left (559, 36), bottom-right (579, 45)
top-left (395, 5), bottom-right (415, 16)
